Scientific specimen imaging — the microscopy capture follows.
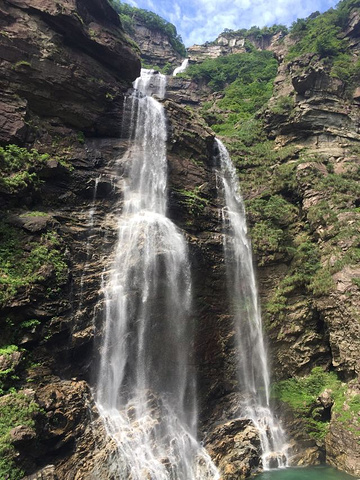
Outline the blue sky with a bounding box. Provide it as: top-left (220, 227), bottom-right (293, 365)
top-left (125, 0), bottom-right (338, 46)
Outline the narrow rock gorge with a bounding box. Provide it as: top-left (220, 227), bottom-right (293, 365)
top-left (0, 0), bottom-right (359, 479)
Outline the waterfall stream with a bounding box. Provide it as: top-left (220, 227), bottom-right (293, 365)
top-left (172, 59), bottom-right (189, 76)
top-left (215, 138), bottom-right (288, 469)
top-left (96, 69), bottom-right (219, 479)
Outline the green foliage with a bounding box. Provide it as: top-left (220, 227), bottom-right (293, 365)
top-left (175, 187), bottom-right (209, 216)
top-left (273, 367), bottom-right (337, 412)
top-left (19, 319), bottom-right (41, 330)
top-left (265, 235), bottom-right (323, 316)
top-left (246, 195), bottom-right (297, 263)
top-left (76, 131), bottom-right (85, 144)
top-left (12, 60), bottom-right (31, 70)
top-left (246, 195), bottom-right (297, 226)
top-left (0, 144), bottom-right (73, 193)
top-left (0, 393), bottom-right (40, 479)
top-left (0, 144), bottom-right (49, 193)
top-left (141, 61), bottom-right (173, 75)
top-left (187, 50), bottom-right (277, 93)
top-left (308, 267), bottom-right (335, 296)
top-left (0, 221), bottom-right (68, 307)
top-left (288, 0), bottom-right (359, 84)
top-left (119, 12), bottom-right (135, 33)
top-left (217, 24), bottom-right (288, 41)
top-left (273, 367), bottom-right (360, 440)
top-left (109, 1), bottom-right (186, 56)
top-left (0, 345), bottom-right (18, 356)
top-left (331, 55), bottom-right (360, 82)
top-left (186, 51), bottom-right (277, 138)
top-left (19, 211), bottom-right (49, 218)
top-left (269, 95), bottom-right (295, 115)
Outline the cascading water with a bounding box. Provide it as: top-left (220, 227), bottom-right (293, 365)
top-left (96, 69), bottom-right (219, 479)
top-left (215, 138), bottom-right (288, 470)
top-left (173, 59), bottom-right (189, 76)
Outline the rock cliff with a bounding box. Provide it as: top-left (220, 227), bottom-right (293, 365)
top-left (1, 0), bottom-right (360, 478)
top-left (129, 17), bottom-right (184, 69)
top-left (169, 6), bottom-right (360, 476)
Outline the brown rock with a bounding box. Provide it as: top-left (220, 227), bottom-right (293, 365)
top-left (206, 419), bottom-right (262, 479)
top-left (10, 425), bottom-right (36, 445)
top-left (0, 0), bottom-right (140, 142)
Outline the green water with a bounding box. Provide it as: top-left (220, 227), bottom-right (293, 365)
top-left (254, 466), bottom-right (358, 480)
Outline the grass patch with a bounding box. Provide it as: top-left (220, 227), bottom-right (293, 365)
top-left (0, 392), bottom-right (40, 479)
top-left (273, 367), bottom-right (360, 440)
top-left (175, 186), bottom-right (209, 216)
top-left (0, 221), bottom-right (68, 307)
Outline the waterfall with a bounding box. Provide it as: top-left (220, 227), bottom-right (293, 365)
top-left (215, 138), bottom-right (288, 470)
top-left (173, 59), bottom-right (189, 76)
top-left (96, 69), bottom-right (219, 479)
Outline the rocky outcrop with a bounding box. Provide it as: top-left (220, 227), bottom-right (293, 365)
top-left (0, 0), bottom-right (140, 144)
top-left (0, 0), bottom-right (141, 476)
top-left (1, 0), bottom-right (359, 478)
top-left (130, 17), bottom-right (184, 69)
top-left (188, 30), bottom-right (288, 64)
top-left (206, 419), bottom-right (262, 479)
top-left (264, 54), bottom-right (360, 147)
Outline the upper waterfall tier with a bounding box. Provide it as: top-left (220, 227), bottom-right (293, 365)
top-left (95, 69), bottom-right (220, 480)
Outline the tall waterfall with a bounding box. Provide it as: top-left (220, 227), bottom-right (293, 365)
top-left (96, 69), bottom-right (219, 479)
top-left (215, 138), bottom-right (288, 470)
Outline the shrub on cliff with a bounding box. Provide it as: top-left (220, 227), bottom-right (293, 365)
top-left (186, 51), bottom-right (277, 136)
top-left (109, 1), bottom-right (186, 57)
top-left (288, 0), bottom-right (359, 67)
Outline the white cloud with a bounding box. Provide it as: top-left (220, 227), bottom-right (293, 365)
top-left (133, 0), bottom-right (338, 46)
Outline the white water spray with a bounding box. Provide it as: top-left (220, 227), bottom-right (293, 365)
top-left (215, 138), bottom-right (288, 470)
top-left (173, 59), bottom-right (189, 76)
top-left (96, 69), bottom-right (219, 479)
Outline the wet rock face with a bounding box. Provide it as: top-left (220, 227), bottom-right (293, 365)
top-left (0, 0), bottom-right (140, 143)
top-left (326, 413), bottom-right (360, 476)
top-left (205, 419), bottom-right (262, 479)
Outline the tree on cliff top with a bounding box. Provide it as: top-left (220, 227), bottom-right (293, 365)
top-left (108, 1), bottom-right (187, 57)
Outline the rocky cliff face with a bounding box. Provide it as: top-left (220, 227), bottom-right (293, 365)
top-left (170, 8), bottom-right (360, 477)
top-left (130, 17), bottom-right (184, 69)
top-left (0, 0), bottom-right (142, 477)
top-left (187, 29), bottom-right (288, 64)
top-left (1, 1), bottom-right (360, 479)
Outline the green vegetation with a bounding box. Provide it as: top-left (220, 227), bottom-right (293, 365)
top-left (0, 144), bottom-right (50, 193)
top-left (0, 392), bottom-right (40, 479)
top-left (210, 24), bottom-right (288, 45)
top-left (175, 187), bottom-right (209, 216)
top-left (12, 60), bottom-right (31, 70)
top-left (0, 221), bottom-right (68, 307)
top-left (186, 51), bottom-right (277, 137)
top-left (0, 144), bottom-right (73, 193)
top-left (246, 195), bottom-right (297, 263)
top-left (269, 95), bottom-right (295, 115)
top-left (141, 60), bottom-right (174, 75)
top-left (288, 0), bottom-right (360, 84)
top-left (109, 1), bottom-right (186, 57)
top-left (273, 367), bottom-right (360, 440)
top-left (0, 345), bottom-right (18, 356)
top-left (19, 211), bottom-right (49, 218)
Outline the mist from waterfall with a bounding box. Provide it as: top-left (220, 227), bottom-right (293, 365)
top-left (95, 69), bottom-right (219, 479)
top-left (215, 138), bottom-right (288, 470)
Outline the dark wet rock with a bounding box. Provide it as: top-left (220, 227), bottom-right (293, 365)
top-left (206, 419), bottom-right (262, 479)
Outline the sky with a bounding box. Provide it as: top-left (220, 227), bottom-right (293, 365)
top-left (125, 0), bottom-right (339, 46)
